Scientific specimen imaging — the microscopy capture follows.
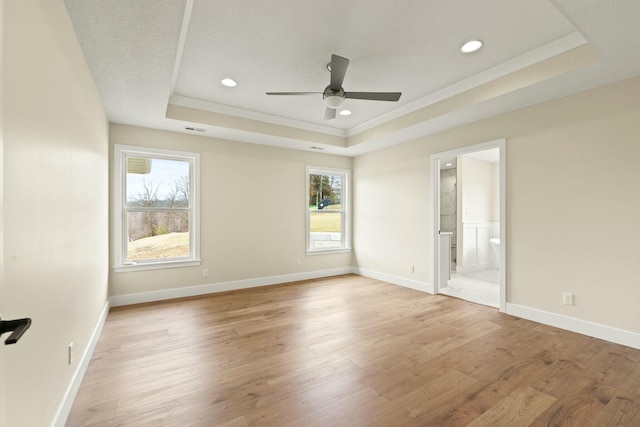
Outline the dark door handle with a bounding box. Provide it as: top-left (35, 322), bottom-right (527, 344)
top-left (0, 318), bottom-right (32, 345)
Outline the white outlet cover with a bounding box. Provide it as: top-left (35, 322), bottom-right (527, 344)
top-left (563, 293), bottom-right (573, 305)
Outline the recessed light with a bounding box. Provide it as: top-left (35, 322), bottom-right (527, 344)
top-left (445, 163), bottom-right (453, 166)
top-left (339, 109), bottom-right (352, 116)
top-left (461, 40), bottom-right (483, 54)
top-left (220, 78), bottom-right (237, 87)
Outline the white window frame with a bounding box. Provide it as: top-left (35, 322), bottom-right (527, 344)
top-left (113, 144), bottom-right (200, 272)
top-left (306, 166), bottom-right (351, 255)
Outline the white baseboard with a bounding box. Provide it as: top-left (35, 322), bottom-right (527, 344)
top-left (51, 300), bottom-right (110, 427)
top-left (109, 267), bottom-right (355, 307)
top-left (354, 267), bottom-right (433, 294)
top-left (506, 303), bottom-right (640, 350)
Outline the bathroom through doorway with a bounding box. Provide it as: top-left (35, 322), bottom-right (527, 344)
top-left (430, 139), bottom-right (506, 311)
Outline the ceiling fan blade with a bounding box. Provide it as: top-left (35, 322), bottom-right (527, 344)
top-left (266, 92), bottom-right (322, 96)
top-left (344, 92), bottom-right (402, 101)
top-left (329, 54), bottom-right (349, 90)
top-left (324, 107), bottom-right (336, 120)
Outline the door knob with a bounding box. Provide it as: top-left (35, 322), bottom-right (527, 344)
top-left (0, 317), bottom-right (32, 345)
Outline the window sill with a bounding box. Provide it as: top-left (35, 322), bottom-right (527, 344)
top-left (306, 247), bottom-right (352, 256)
top-left (113, 259), bottom-right (202, 273)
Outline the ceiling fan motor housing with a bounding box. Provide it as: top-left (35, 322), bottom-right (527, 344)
top-left (323, 85), bottom-right (345, 108)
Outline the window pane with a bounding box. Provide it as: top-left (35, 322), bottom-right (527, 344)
top-left (127, 211), bottom-right (189, 260)
top-left (126, 157), bottom-right (190, 208)
top-left (309, 211), bottom-right (342, 249)
top-left (309, 174), bottom-right (342, 210)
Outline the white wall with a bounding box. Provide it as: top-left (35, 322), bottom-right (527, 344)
top-left (492, 162), bottom-right (500, 222)
top-left (354, 75), bottom-right (640, 334)
top-left (109, 124), bottom-right (353, 298)
top-left (2, 0), bottom-right (109, 425)
top-left (456, 155), bottom-right (498, 272)
top-left (460, 155), bottom-right (495, 223)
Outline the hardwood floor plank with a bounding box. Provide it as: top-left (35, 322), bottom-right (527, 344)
top-left (466, 386), bottom-right (556, 426)
top-left (210, 416), bottom-right (249, 427)
top-left (242, 369), bottom-right (368, 426)
top-left (433, 380), bottom-right (506, 426)
top-left (64, 399), bottom-right (117, 426)
top-left (66, 274), bottom-right (640, 426)
top-left (530, 394), bottom-right (609, 427)
top-left (359, 357), bottom-right (449, 401)
top-left (350, 369), bottom-right (478, 426)
top-left (587, 395), bottom-right (640, 427)
top-left (283, 386), bottom-right (387, 427)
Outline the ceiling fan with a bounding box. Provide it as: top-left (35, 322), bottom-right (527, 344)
top-left (266, 54), bottom-right (402, 120)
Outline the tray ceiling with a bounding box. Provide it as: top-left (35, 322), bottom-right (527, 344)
top-left (64, 0), bottom-right (640, 155)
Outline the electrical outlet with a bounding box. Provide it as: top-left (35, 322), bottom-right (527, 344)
top-left (296, 259), bottom-right (302, 267)
top-left (563, 292), bottom-right (574, 306)
top-left (68, 342), bottom-right (74, 365)
top-left (202, 268), bottom-right (209, 277)
top-left (409, 265), bottom-right (415, 273)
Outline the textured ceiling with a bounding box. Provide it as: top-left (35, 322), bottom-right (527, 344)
top-left (64, 0), bottom-right (640, 156)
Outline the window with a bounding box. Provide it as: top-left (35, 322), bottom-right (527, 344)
top-left (307, 167), bottom-right (350, 253)
top-left (114, 145), bottom-right (200, 271)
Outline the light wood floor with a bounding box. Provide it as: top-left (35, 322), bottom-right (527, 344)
top-left (67, 274), bottom-right (640, 426)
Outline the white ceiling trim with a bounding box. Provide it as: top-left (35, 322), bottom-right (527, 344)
top-left (167, 117), bottom-right (345, 155)
top-left (346, 31), bottom-right (588, 137)
top-left (169, 95), bottom-right (347, 137)
top-left (169, 0), bottom-right (194, 95)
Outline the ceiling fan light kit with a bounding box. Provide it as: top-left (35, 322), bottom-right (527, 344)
top-left (267, 54), bottom-right (401, 120)
top-left (323, 88), bottom-right (345, 109)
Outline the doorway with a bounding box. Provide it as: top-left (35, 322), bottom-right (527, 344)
top-left (430, 139), bottom-right (506, 311)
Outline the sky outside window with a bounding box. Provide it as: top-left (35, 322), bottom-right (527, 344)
top-left (126, 158), bottom-right (190, 202)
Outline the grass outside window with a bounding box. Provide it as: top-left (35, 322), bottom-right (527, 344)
top-left (309, 211), bottom-right (342, 233)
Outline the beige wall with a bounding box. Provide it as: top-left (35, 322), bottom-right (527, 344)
top-left (109, 124), bottom-right (353, 297)
top-left (0, 1), bottom-right (6, 424)
top-left (2, 0), bottom-right (109, 425)
top-left (354, 75), bottom-right (640, 333)
top-left (353, 142), bottom-right (430, 281)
